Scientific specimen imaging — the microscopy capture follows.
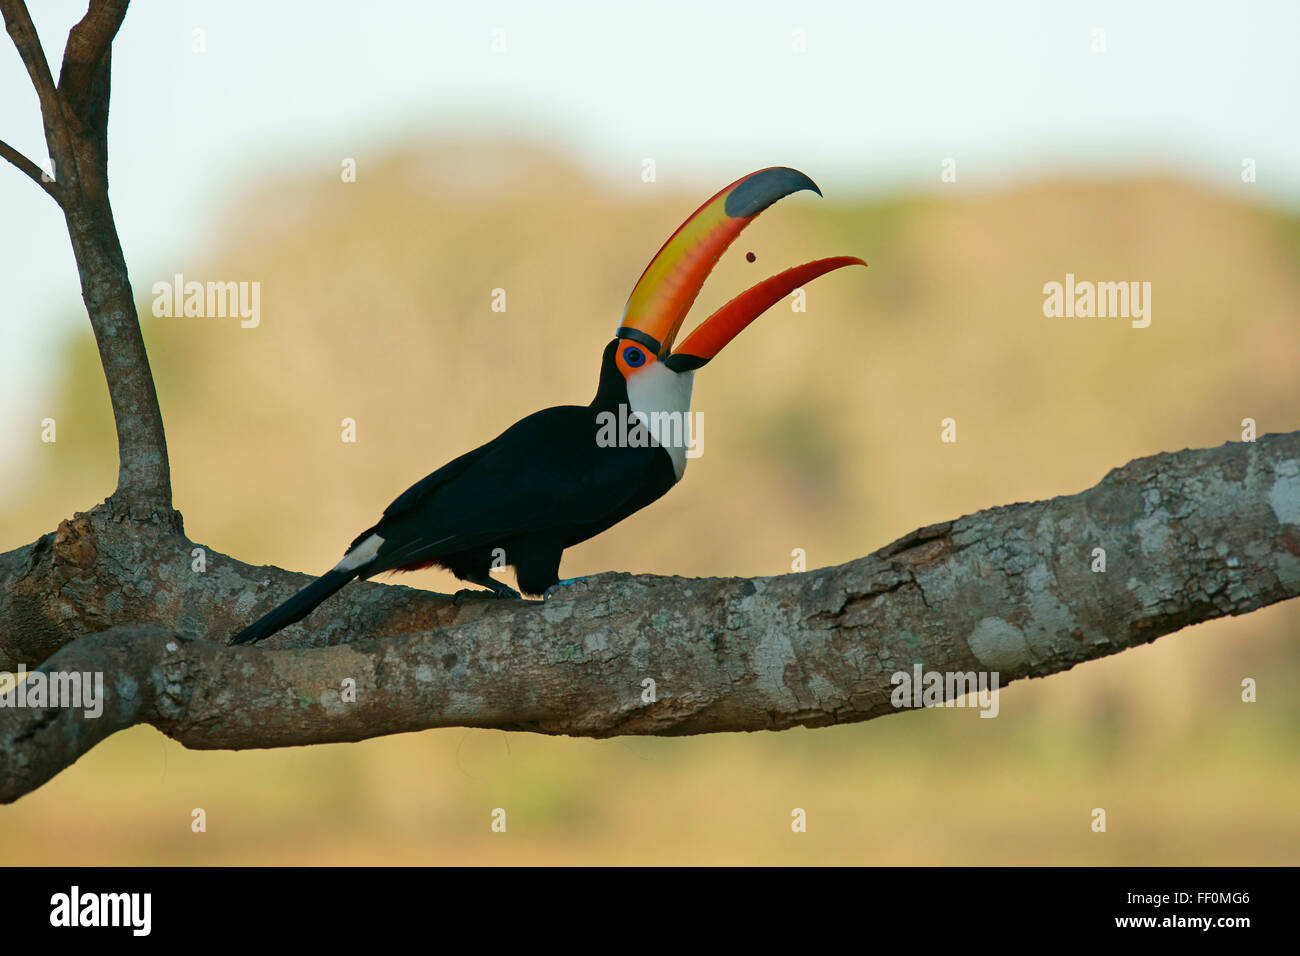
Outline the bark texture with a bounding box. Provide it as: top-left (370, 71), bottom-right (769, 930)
top-left (1, 1), bottom-right (1296, 806)
top-left (3, 432), bottom-right (1298, 802)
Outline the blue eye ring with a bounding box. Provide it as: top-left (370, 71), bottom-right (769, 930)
top-left (623, 346), bottom-right (646, 368)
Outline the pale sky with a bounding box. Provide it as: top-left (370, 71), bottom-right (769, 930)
top-left (2, 0), bottom-right (1297, 484)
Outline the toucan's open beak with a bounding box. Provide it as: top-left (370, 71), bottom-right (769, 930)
top-left (616, 166), bottom-right (866, 370)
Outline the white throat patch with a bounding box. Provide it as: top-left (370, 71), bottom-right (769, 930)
top-left (626, 362), bottom-right (695, 479)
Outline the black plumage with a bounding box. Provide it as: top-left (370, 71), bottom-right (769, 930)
top-left (229, 340), bottom-right (674, 645)
top-left (228, 165), bottom-right (864, 647)
top-left (351, 340), bottom-right (676, 591)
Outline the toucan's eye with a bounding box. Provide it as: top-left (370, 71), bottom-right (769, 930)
top-left (623, 346), bottom-right (645, 368)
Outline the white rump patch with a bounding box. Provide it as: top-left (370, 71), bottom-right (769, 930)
top-left (335, 533), bottom-right (384, 572)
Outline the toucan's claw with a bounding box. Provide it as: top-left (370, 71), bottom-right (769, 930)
top-left (454, 576), bottom-right (522, 604)
top-left (542, 576), bottom-right (589, 601)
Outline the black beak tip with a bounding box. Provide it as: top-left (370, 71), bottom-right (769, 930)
top-left (724, 167), bottom-right (821, 218)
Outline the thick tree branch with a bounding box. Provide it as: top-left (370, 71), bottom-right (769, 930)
top-left (2, 432), bottom-right (1297, 802)
top-left (1, 2), bottom-right (1296, 811)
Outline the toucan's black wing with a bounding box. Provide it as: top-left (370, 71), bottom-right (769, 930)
top-left (356, 405), bottom-right (662, 574)
top-left (346, 442), bottom-right (491, 552)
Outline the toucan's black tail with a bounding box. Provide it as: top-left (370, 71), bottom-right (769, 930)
top-left (229, 568), bottom-right (358, 645)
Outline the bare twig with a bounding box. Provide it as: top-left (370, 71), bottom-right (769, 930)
top-left (0, 136), bottom-right (62, 203)
top-left (1, 1), bottom-right (61, 119)
top-left (1, 0), bottom-right (78, 189)
top-left (2, 0), bottom-right (170, 512)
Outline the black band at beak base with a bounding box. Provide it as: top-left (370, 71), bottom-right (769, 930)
top-left (615, 326), bottom-right (663, 357)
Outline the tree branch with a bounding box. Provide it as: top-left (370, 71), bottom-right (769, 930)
top-left (58, 0), bottom-right (127, 140)
top-left (2, 0), bottom-right (170, 513)
top-left (0, 1), bottom-right (1296, 812)
top-left (0, 135), bottom-right (62, 203)
top-left (2, 1), bottom-right (61, 122)
top-left (1, 0), bottom-right (77, 188)
top-left (3, 432), bottom-right (1297, 803)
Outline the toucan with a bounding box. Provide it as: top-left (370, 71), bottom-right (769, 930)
top-left (229, 166), bottom-right (864, 646)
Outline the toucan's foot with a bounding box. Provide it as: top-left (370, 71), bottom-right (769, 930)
top-left (454, 576), bottom-right (522, 604)
top-left (542, 576), bottom-right (589, 601)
